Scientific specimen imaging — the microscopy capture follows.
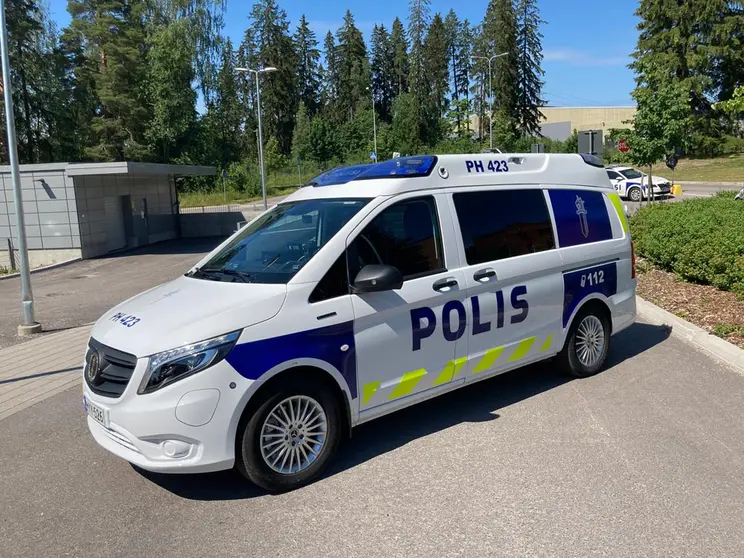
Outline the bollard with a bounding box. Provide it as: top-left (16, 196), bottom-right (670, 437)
top-left (671, 184), bottom-right (683, 196)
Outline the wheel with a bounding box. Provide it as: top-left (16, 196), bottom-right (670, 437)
top-left (236, 379), bottom-right (342, 492)
top-left (557, 306), bottom-right (611, 378)
top-left (628, 187), bottom-right (642, 202)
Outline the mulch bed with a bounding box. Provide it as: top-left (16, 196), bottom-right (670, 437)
top-left (636, 260), bottom-right (744, 348)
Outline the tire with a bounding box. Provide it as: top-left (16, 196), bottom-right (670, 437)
top-left (557, 306), bottom-right (611, 378)
top-left (236, 378), bottom-right (342, 492)
top-left (628, 187), bottom-right (642, 202)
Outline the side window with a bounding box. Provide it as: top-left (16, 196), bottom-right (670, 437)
top-left (453, 189), bottom-right (555, 265)
top-left (349, 197), bottom-right (445, 280)
top-left (309, 254), bottom-right (349, 303)
top-left (606, 171), bottom-right (621, 180)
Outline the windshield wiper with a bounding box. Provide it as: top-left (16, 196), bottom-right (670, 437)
top-left (187, 267), bottom-right (253, 283)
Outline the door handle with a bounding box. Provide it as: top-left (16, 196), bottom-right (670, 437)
top-left (473, 268), bottom-right (497, 282)
top-left (432, 277), bottom-right (458, 291)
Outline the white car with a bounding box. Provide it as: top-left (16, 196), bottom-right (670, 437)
top-left (82, 153), bottom-right (637, 492)
top-left (606, 166), bottom-right (671, 201)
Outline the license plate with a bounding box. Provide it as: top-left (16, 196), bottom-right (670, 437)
top-left (85, 396), bottom-right (109, 428)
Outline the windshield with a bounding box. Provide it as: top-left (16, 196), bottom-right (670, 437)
top-left (188, 198), bottom-right (370, 284)
top-left (620, 168), bottom-right (643, 179)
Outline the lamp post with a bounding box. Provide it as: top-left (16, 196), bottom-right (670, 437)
top-left (236, 66), bottom-right (277, 210)
top-left (0, 0), bottom-right (40, 335)
top-left (472, 52), bottom-right (508, 150)
top-left (366, 86), bottom-right (378, 162)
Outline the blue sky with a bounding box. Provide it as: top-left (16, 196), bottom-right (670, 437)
top-left (46, 0), bottom-right (640, 107)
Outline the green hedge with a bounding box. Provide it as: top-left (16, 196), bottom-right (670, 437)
top-left (630, 192), bottom-right (744, 292)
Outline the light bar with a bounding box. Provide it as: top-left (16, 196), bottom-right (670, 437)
top-left (308, 156), bottom-right (438, 187)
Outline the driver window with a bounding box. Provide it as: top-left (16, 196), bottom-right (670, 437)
top-left (349, 196), bottom-right (445, 281)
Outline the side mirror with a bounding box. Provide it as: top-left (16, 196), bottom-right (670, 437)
top-left (352, 264), bottom-right (403, 293)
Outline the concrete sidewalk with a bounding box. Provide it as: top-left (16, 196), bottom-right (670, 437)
top-left (0, 325), bottom-right (89, 421)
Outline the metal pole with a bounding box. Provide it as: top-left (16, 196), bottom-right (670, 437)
top-left (254, 71), bottom-right (268, 210)
top-left (0, 0), bottom-right (39, 334)
top-left (371, 92), bottom-right (378, 161)
top-left (488, 61), bottom-right (493, 150)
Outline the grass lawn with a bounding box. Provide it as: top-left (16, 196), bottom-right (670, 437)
top-left (179, 186), bottom-right (299, 208)
top-left (653, 154), bottom-right (744, 182)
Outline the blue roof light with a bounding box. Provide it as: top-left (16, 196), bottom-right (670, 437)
top-left (308, 156), bottom-right (437, 187)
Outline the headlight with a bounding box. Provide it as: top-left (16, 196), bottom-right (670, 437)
top-left (138, 331), bottom-right (241, 394)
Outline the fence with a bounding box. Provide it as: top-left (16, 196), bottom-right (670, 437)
top-left (179, 203), bottom-right (257, 214)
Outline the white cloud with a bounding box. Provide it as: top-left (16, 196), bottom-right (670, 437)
top-left (543, 48), bottom-right (629, 67)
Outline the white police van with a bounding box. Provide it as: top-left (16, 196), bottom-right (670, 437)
top-left (83, 153), bottom-right (637, 492)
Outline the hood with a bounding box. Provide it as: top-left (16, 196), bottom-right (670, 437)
top-left (90, 275), bottom-right (287, 357)
top-left (651, 175), bottom-right (670, 185)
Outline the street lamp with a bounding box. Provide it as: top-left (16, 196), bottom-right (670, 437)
top-left (366, 86), bottom-right (378, 162)
top-left (472, 52), bottom-right (508, 150)
top-left (0, 0), bottom-right (40, 335)
top-left (236, 66), bottom-right (277, 210)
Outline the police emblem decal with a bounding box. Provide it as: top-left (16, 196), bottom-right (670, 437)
top-left (575, 195), bottom-right (589, 238)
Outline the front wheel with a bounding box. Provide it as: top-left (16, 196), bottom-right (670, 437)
top-left (236, 380), bottom-right (342, 492)
top-left (557, 307), bottom-right (611, 378)
top-left (628, 187), bottom-right (642, 202)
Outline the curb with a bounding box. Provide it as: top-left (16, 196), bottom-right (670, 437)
top-left (0, 257), bottom-right (82, 282)
top-left (636, 296), bottom-right (744, 377)
top-left (677, 181), bottom-right (743, 187)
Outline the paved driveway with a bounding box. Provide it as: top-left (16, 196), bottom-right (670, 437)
top-left (1, 320), bottom-right (743, 557)
top-left (0, 238), bottom-right (221, 349)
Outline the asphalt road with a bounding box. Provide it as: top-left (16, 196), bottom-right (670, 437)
top-left (0, 238), bottom-right (221, 349)
top-left (1, 321), bottom-right (743, 557)
top-left (623, 181), bottom-right (740, 215)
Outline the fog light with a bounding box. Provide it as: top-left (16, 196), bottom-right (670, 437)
top-left (162, 440), bottom-right (191, 458)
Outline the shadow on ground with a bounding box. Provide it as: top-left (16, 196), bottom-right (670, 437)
top-left (139, 321), bottom-right (671, 500)
top-left (98, 237), bottom-right (225, 259)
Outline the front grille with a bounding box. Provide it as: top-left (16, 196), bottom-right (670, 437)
top-left (85, 338), bottom-right (138, 398)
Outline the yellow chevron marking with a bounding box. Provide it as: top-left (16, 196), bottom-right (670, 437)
top-left (362, 381), bottom-right (380, 405)
top-left (472, 346), bottom-right (504, 374)
top-left (433, 357), bottom-right (468, 386)
top-left (608, 192), bottom-right (629, 234)
top-left (509, 337), bottom-right (536, 362)
top-left (388, 369), bottom-right (427, 400)
top-left (540, 334), bottom-right (553, 352)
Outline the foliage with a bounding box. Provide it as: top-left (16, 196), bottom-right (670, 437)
top-left (407, 0), bottom-right (431, 101)
top-left (335, 10), bottom-right (369, 122)
top-left (390, 17), bottom-right (409, 97)
top-left (631, 192), bottom-right (744, 293)
top-left (718, 85), bottom-right (744, 115)
top-left (370, 24), bottom-right (395, 123)
top-left (483, 0), bottom-right (519, 136)
top-left (421, 13), bottom-right (449, 145)
top-left (294, 15), bottom-right (321, 116)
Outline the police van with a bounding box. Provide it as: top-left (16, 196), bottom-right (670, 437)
top-left (83, 153), bottom-right (636, 492)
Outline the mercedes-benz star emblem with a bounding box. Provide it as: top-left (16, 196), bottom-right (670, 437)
top-left (87, 351), bottom-right (101, 384)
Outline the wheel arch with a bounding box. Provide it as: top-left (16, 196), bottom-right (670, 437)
top-left (565, 294), bottom-right (613, 337)
top-left (231, 362), bottom-right (354, 459)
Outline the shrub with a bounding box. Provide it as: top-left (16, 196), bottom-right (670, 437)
top-left (630, 192), bottom-right (744, 292)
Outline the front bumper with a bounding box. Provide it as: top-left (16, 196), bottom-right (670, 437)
top-left (83, 357), bottom-right (256, 474)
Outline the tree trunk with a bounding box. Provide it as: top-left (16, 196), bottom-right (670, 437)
top-left (648, 164), bottom-right (654, 203)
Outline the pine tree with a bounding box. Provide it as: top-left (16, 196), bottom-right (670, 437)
top-left (335, 10), bottom-right (369, 122)
top-left (630, 0), bottom-right (743, 153)
top-left (202, 38), bottom-right (244, 168)
top-left (407, 0), bottom-right (430, 100)
top-left (321, 31), bottom-right (339, 110)
top-left (483, 0), bottom-right (519, 136)
top-left (3, 0), bottom-right (46, 163)
top-left (421, 13), bottom-right (450, 144)
top-left (245, 0), bottom-right (298, 154)
top-left (370, 24), bottom-right (395, 122)
top-left (390, 17), bottom-right (409, 96)
top-left (291, 102), bottom-right (312, 162)
top-left (294, 15), bottom-right (321, 116)
top-left (515, 0), bottom-right (545, 136)
top-left (444, 10), bottom-right (472, 136)
top-left (67, 0), bottom-right (151, 161)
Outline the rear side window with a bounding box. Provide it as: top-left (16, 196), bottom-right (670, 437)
top-left (453, 189), bottom-right (555, 265)
top-left (548, 189), bottom-right (612, 247)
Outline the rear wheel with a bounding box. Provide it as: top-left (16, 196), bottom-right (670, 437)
top-left (558, 306), bottom-right (611, 378)
top-left (236, 379), bottom-right (342, 492)
top-left (628, 187), bottom-right (642, 202)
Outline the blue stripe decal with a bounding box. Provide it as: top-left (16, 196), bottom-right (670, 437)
top-left (562, 263), bottom-right (617, 327)
top-left (549, 189), bottom-right (612, 247)
top-left (226, 321), bottom-right (357, 399)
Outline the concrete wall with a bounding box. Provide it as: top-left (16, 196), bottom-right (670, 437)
top-left (0, 167), bottom-right (79, 252)
top-left (0, 247), bottom-right (81, 270)
top-left (180, 210), bottom-right (260, 238)
top-left (539, 106), bottom-right (637, 134)
top-left (74, 174), bottom-right (177, 258)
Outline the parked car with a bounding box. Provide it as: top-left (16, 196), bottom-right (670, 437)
top-left (605, 165), bottom-right (671, 201)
